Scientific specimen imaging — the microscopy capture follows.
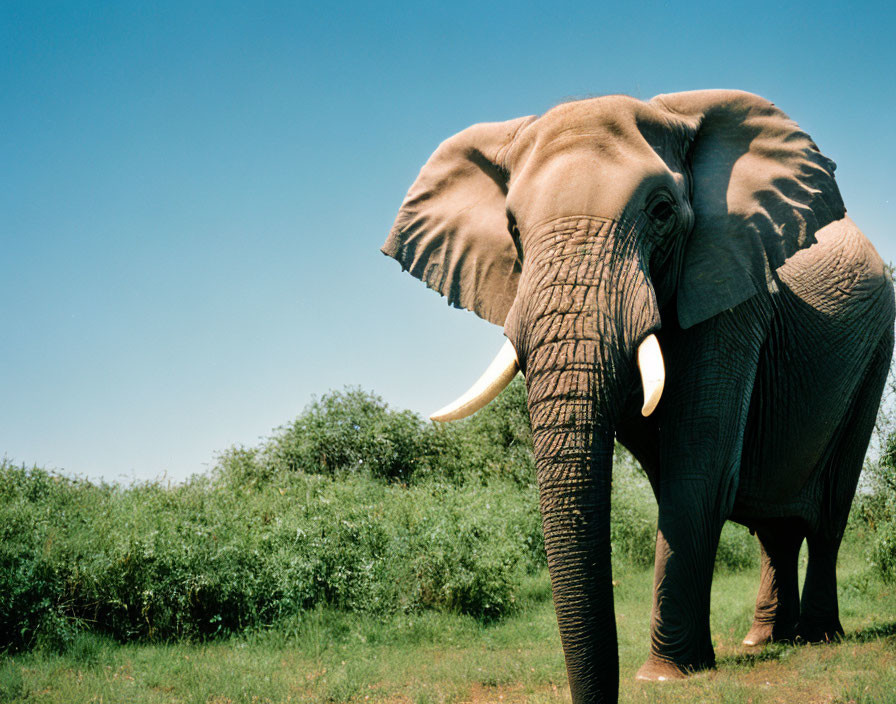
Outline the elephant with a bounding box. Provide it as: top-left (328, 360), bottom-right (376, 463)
top-left (381, 90), bottom-right (895, 703)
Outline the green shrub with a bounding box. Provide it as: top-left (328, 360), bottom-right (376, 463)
top-left (254, 380), bottom-right (536, 487)
top-left (402, 482), bottom-right (543, 622)
top-left (0, 464), bottom-right (99, 652)
top-left (266, 387), bottom-right (437, 482)
top-left (610, 448), bottom-right (658, 567)
top-left (855, 432), bottom-right (896, 581)
top-left (715, 522), bottom-right (758, 571)
top-left (451, 376), bottom-right (536, 486)
top-left (870, 505), bottom-right (896, 581)
top-left (0, 459), bottom-right (544, 650)
top-left (860, 356), bottom-right (896, 581)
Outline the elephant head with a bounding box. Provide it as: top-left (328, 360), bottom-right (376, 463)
top-left (382, 90), bottom-right (844, 702)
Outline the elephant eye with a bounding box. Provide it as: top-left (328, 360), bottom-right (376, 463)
top-left (507, 212), bottom-right (524, 262)
top-left (647, 197), bottom-right (678, 237)
top-left (649, 200), bottom-right (675, 223)
top-left (507, 213), bottom-right (520, 240)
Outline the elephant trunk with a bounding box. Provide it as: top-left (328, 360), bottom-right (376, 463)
top-left (528, 361), bottom-right (617, 702)
top-left (505, 216), bottom-right (661, 703)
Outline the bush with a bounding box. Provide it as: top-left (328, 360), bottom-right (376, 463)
top-left (451, 376), bottom-right (536, 486)
top-left (0, 459), bottom-right (544, 650)
top-left (716, 523), bottom-right (759, 571)
top-left (870, 507), bottom-right (896, 581)
top-left (610, 448), bottom-right (658, 567)
top-left (265, 387), bottom-right (437, 482)
top-left (856, 432), bottom-right (896, 581)
top-left (257, 381), bottom-right (536, 487)
top-left (403, 482), bottom-right (544, 622)
top-left (0, 464), bottom-right (100, 652)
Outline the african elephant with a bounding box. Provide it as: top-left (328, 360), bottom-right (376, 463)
top-left (381, 90), bottom-right (895, 703)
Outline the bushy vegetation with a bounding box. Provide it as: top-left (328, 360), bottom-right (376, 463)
top-left (264, 382), bottom-right (534, 486)
top-left (265, 387), bottom-right (442, 482)
top-left (850, 358), bottom-right (896, 583)
top-left (0, 377), bottom-right (760, 653)
top-left (0, 460), bottom-right (543, 651)
top-left (853, 432), bottom-right (896, 582)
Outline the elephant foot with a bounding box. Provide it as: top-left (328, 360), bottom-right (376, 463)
top-left (798, 619), bottom-right (844, 643)
top-left (742, 620), bottom-right (797, 647)
top-left (634, 658), bottom-right (693, 682)
top-left (742, 622), bottom-right (773, 648)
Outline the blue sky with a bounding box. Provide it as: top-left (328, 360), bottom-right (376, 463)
top-left (2, 1), bottom-right (894, 482)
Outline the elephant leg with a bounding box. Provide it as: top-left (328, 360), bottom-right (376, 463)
top-left (799, 333), bottom-right (891, 642)
top-left (742, 520), bottom-right (804, 646)
top-left (636, 300), bottom-right (769, 680)
top-left (799, 533), bottom-right (843, 642)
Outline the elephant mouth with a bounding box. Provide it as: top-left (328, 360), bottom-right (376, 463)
top-left (429, 333), bottom-right (665, 422)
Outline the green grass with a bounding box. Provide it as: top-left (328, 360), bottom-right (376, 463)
top-left (3, 535), bottom-right (894, 704)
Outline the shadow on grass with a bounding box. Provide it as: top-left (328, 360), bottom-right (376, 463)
top-left (846, 621), bottom-right (896, 642)
top-left (717, 641), bottom-right (796, 668)
top-left (717, 621), bottom-right (896, 671)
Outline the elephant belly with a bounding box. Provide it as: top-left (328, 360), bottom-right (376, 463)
top-left (735, 217), bottom-right (894, 520)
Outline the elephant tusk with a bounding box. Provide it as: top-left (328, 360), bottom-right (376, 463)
top-left (430, 340), bottom-right (520, 422)
top-left (638, 334), bottom-right (665, 417)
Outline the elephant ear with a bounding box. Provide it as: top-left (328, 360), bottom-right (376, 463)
top-left (651, 90), bottom-right (845, 329)
top-left (382, 115), bottom-right (536, 326)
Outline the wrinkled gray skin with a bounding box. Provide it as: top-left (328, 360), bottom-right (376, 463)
top-left (382, 90), bottom-right (895, 703)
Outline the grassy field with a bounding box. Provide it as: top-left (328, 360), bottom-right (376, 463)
top-left (3, 532), bottom-right (894, 704)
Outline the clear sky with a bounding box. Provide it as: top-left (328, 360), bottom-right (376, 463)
top-left (3, 1), bottom-right (895, 483)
